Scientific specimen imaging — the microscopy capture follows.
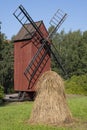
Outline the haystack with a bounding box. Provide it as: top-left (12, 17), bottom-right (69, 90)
top-left (29, 71), bottom-right (73, 126)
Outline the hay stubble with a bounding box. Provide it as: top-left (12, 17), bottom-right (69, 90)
top-left (29, 71), bottom-right (73, 126)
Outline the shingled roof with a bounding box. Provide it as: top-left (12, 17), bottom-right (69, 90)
top-left (14, 21), bottom-right (42, 42)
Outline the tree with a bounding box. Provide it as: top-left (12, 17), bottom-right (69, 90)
top-left (0, 33), bottom-right (14, 93)
top-left (50, 29), bottom-right (87, 78)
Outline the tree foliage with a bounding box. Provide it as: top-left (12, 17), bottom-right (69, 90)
top-left (0, 33), bottom-right (14, 93)
top-left (50, 29), bottom-right (87, 78)
top-left (0, 84), bottom-right (4, 99)
top-left (65, 74), bottom-right (87, 95)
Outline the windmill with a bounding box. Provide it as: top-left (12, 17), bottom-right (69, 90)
top-left (13, 5), bottom-right (67, 100)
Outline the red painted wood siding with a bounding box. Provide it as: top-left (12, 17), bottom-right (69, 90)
top-left (14, 22), bottom-right (51, 92)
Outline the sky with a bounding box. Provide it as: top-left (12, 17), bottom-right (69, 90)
top-left (0, 0), bottom-right (87, 39)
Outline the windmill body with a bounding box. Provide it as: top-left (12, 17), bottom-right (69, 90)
top-left (13, 5), bottom-right (67, 100)
top-left (14, 21), bottom-right (51, 93)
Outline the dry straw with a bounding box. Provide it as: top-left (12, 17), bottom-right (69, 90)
top-left (29, 71), bottom-right (73, 126)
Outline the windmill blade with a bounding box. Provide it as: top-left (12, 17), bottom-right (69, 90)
top-left (50, 44), bottom-right (68, 77)
top-left (48, 9), bottom-right (67, 39)
top-left (40, 41), bottom-right (68, 77)
top-left (13, 5), bottom-right (32, 37)
top-left (13, 5), bottom-right (44, 40)
top-left (24, 42), bottom-right (50, 89)
top-left (13, 5), bottom-right (45, 49)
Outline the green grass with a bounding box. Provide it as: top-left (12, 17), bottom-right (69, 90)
top-left (0, 95), bottom-right (87, 130)
top-left (68, 95), bottom-right (87, 120)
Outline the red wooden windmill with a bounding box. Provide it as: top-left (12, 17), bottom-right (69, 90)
top-left (13, 5), bottom-right (67, 100)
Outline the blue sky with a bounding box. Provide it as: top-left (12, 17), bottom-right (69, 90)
top-left (0, 0), bottom-right (87, 39)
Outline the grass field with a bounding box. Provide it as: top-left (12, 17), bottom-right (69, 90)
top-left (0, 95), bottom-right (87, 130)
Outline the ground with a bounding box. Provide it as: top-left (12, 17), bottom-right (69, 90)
top-left (0, 94), bottom-right (87, 130)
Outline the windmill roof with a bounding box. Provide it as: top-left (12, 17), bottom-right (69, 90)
top-left (14, 21), bottom-right (42, 42)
